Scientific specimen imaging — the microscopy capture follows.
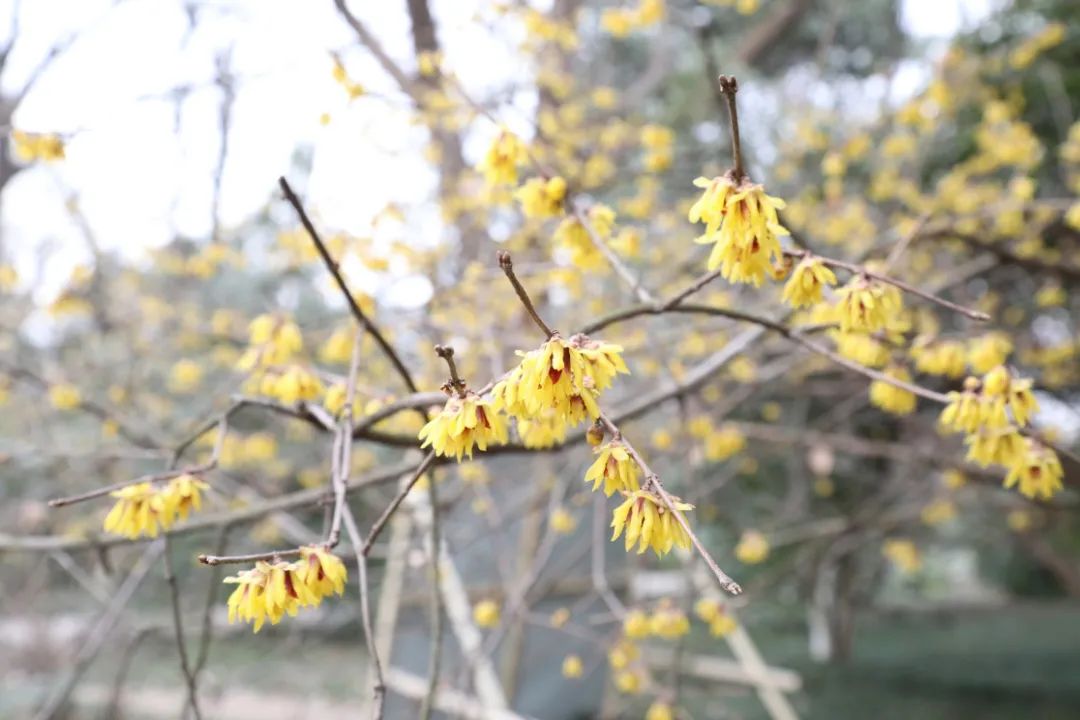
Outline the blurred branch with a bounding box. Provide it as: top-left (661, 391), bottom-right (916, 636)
top-left (33, 541), bottom-right (164, 720)
top-left (279, 176), bottom-right (421, 394)
top-left (162, 536), bottom-right (203, 720)
top-left (2, 460), bottom-right (418, 553)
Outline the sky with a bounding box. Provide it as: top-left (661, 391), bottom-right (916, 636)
top-left (1, 0), bottom-right (1000, 304)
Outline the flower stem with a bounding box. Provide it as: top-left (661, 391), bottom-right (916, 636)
top-left (434, 344), bottom-right (468, 398)
top-left (718, 75), bottom-right (745, 180)
top-left (497, 250), bottom-right (556, 338)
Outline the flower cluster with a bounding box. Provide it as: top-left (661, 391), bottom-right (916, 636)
top-left (236, 314), bottom-right (324, 405)
top-left (418, 392), bottom-right (508, 461)
top-left (103, 474), bottom-right (209, 539)
top-left (939, 366), bottom-right (1059, 499)
top-left (610, 490), bottom-right (693, 557)
top-left (224, 546), bottom-right (347, 632)
top-left (689, 175), bottom-right (789, 286)
top-left (493, 333), bottom-right (628, 429)
top-left (940, 366), bottom-right (1037, 434)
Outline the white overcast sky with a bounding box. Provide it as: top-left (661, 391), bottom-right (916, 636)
top-left (2, 0), bottom-right (997, 302)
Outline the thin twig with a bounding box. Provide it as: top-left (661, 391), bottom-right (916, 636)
top-left (163, 536), bottom-right (203, 720)
top-left (572, 204), bottom-right (656, 305)
top-left (718, 75), bottom-right (745, 180)
top-left (419, 463), bottom-right (444, 720)
top-left (279, 176), bottom-right (420, 393)
top-left (342, 504), bottom-right (386, 719)
top-left (364, 451), bottom-right (438, 556)
top-left (785, 249), bottom-right (990, 322)
top-left (497, 250), bottom-right (555, 338)
top-left (435, 344), bottom-right (468, 397)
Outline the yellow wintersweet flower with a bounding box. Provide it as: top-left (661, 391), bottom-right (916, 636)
top-left (939, 378), bottom-right (982, 434)
top-left (781, 256), bottom-right (837, 308)
top-left (295, 545), bottom-right (348, 600)
top-left (161, 474), bottom-right (210, 524)
top-left (608, 638), bottom-right (638, 669)
top-left (1005, 441), bottom-right (1063, 500)
top-left (833, 332), bottom-right (890, 368)
top-left (0, 264), bottom-right (18, 291)
top-left (964, 427), bottom-right (1024, 468)
top-left (942, 469), bottom-right (967, 490)
top-left (689, 175), bottom-right (789, 286)
top-left (418, 392), bottom-right (508, 461)
top-left (238, 314), bottom-right (304, 369)
top-left (168, 359), bottom-right (203, 393)
top-left (911, 339), bottom-right (967, 378)
top-left (623, 609), bottom-right (651, 639)
top-left (103, 482), bottom-right (167, 538)
top-left (331, 57), bottom-right (365, 98)
top-left (553, 204), bottom-right (616, 270)
top-left (261, 365), bottom-right (324, 406)
top-left (515, 408), bottom-right (569, 449)
top-left (611, 490), bottom-right (693, 557)
top-left (921, 499), bottom-right (957, 526)
top-left (869, 365), bottom-right (917, 416)
top-left (49, 383), bottom-right (82, 411)
top-left (11, 130), bottom-right (65, 162)
top-left (1007, 510), bottom-right (1032, 533)
top-left (704, 424), bottom-right (745, 462)
top-left (735, 530), bottom-right (769, 564)
top-left (968, 333), bottom-right (1012, 374)
top-left (323, 383), bottom-right (361, 417)
top-left (646, 701), bottom-right (674, 720)
top-left (694, 597), bottom-right (721, 623)
top-left (478, 130), bottom-right (529, 186)
top-left (473, 599), bottom-right (500, 628)
top-left (984, 367), bottom-right (1038, 427)
top-left (562, 654), bottom-right (584, 678)
top-left (514, 176), bottom-right (567, 219)
top-left (493, 333), bottom-right (628, 425)
top-left (648, 604), bottom-right (690, 639)
top-left (585, 440), bottom-right (641, 496)
top-left (834, 276), bottom-right (901, 333)
top-left (319, 327), bottom-right (355, 364)
top-left (225, 560), bottom-right (307, 633)
top-left (549, 507), bottom-right (577, 534)
top-left (882, 538), bottom-right (921, 574)
top-left (614, 670), bottom-right (642, 694)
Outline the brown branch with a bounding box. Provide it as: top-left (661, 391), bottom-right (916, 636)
top-left (342, 504), bottom-right (387, 718)
top-left (363, 450), bottom-right (438, 556)
top-left (497, 250), bottom-right (555, 338)
top-left (435, 344), bottom-right (467, 397)
top-left (785, 249), bottom-right (990, 322)
top-left (718, 75), bottom-right (745, 180)
top-left (279, 176), bottom-right (420, 394)
top-left (162, 536), bottom-right (202, 719)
